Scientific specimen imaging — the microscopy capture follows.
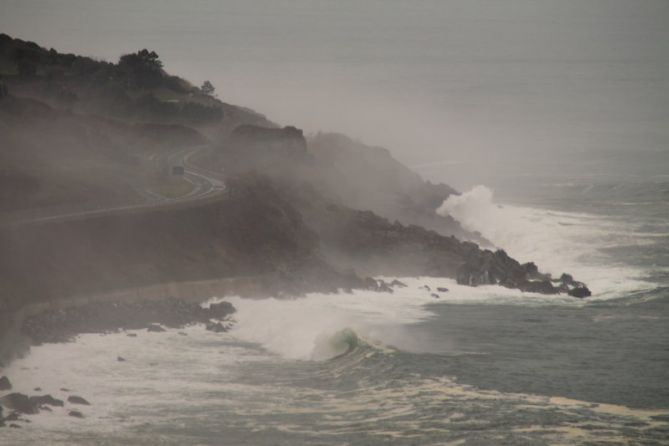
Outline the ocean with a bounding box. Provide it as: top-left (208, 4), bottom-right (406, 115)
top-left (3, 175), bottom-right (668, 445)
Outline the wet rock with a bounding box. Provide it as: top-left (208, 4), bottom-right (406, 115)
top-left (568, 286), bottom-right (592, 298)
top-left (146, 324), bottom-right (166, 332)
top-left (117, 356), bottom-right (126, 362)
top-left (0, 376), bottom-right (11, 391)
top-left (126, 333), bottom-right (138, 337)
top-left (33, 387), bottom-right (41, 392)
top-left (390, 279), bottom-right (407, 288)
top-left (208, 302), bottom-right (236, 319)
top-left (560, 273), bottom-right (575, 285)
top-left (30, 395), bottom-right (64, 408)
top-left (21, 298), bottom-right (237, 344)
top-left (437, 287), bottom-right (449, 293)
top-left (205, 322), bottom-right (228, 333)
top-left (0, 393), bottom-right (39, 414)
top-left (521, 281), bottom-right (558, 294)
top-left (9, 423), bottom-right (20, 428)
top-left (420, 285), bottom-right (431, 291)
top-left (68, 410), bottom-right (84, 418)
top-left (60, 388), bottom-right (70, 392)
top-left (431, 293), bottom-right (440, 299)
top-left (67, 396), bottom-right (90, 406)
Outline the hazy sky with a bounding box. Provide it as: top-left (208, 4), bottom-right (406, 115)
top-left (1, 0), bottom-right (668, 186)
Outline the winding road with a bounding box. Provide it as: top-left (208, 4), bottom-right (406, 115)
top-left (1, 145), bottom-right (225, 227)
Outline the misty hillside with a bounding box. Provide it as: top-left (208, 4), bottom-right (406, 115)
top-left (0, 34), bottom-right (590, 317)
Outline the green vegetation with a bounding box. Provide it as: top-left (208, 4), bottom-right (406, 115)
top-left (0, 34), bottom-right (224, 125)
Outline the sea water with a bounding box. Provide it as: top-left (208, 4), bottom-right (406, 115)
top-left (3, 176), bottom-right (668, 445)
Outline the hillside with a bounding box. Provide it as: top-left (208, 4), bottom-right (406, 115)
top-left (0, 34), bottom-right (590, 325)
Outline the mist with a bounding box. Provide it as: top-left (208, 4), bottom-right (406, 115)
top-left (2, 0), bottom-right (667, 192)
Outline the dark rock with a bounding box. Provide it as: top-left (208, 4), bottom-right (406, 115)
top-left (68, 410), bottom-right (84, 418)
top-left (560, 273), bottom-right (575, 285)
top-left (33, 387), bottom-right (41, 392)
top-left (0, 393), bottom-right (39, 414)
top-left (568, 286), bottom-right (592, 298)
top-left (390, 279), bottom-right (407, 288)
top-left (126, 333), bottom-right (138, 337)
top-left (431, 293), bottom-right (440, 299)
top-left (67, 396), bottom-right (90, 406)
top-left (9, 423), bottom-right (20, 428)
top-left (146, 324), bottom-right (166, 332)
top-left (117, 356), bottom-right (126, 362)
top-left (30, 395), bottom-right (64, 408)
top-left (522, 262), bottom-right (540, 275)
top-left (437, 287), bottom-right (449, 293)
top-left (421, 285), bottom-right (431, 291)
top-left (0, 376), bottom-right (11, 391)
top-left (60, 388), bottom-right (70, 392)
top-left (521, 281), bottom-right (558, 295)
top-left (208, 302), bottom-right (236, 319)
top-left (205, 322), bottom-right (228, 333)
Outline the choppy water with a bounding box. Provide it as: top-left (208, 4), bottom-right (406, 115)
top-left (3, 177), bottom-right (668, 445)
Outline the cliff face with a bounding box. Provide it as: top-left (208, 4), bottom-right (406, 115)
top-left (0, 34), bottom-right (590, 316)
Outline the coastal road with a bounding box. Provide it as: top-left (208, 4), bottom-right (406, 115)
top-left (1, 145), bottom-right (226, 227)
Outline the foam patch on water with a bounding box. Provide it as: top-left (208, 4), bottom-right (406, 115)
top-left (213, 276), bottom-right (598, 361)
top-left (437, 185), bottom-right (656, 299)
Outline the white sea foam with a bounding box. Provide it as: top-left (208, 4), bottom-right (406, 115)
top-left (214, 275), bottom-right (595, 361)
top-left (437, 185), bottom-right (654, 299)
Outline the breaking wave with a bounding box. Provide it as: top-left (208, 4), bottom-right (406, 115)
top-left (437, 185), bottom-right (657, 299)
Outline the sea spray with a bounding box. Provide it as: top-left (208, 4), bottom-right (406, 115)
top-left (437, 185), bottom-right (654, 298)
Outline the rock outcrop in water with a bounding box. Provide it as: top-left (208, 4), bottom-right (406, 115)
top-left (456, 250), bottom-right (591, 297)
top-left (21, 297), bottom-right (237, 344)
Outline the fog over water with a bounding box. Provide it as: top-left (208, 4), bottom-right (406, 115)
top-left (2, 0), bottom-right (668, 191)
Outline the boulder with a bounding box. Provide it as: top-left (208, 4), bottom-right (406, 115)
top-left (437, 287), bottom-right (449, 293)
top-left (431, 293), bottom-right (440, 299)
top-left (67, 395), bottom-right (90, 406)
top-left (0, 393), bottom-right (38, 414)
top-left (68, 410), bottom-right (84, 418)
top-left (390, 279), bottom-right (407, 288)
top-left (568, 286), bottom-right (592, 298)
top-left (117, 356), bottom-right (126, 362)
top-left (0, 376), bottom-right (11, 391)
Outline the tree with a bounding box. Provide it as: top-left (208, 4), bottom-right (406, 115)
top-left (200, 80), bottom-right (215, 96)
top-left (118, 49), bottom-right (164, 88)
